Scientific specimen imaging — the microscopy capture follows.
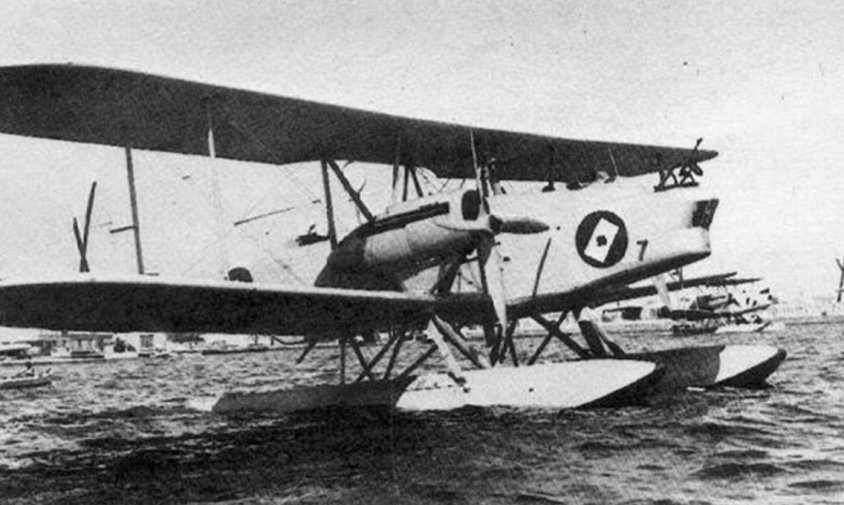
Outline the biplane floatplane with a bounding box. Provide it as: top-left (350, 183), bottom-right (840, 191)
top-left (599, 271), bottom-right (764, 321)
top-left (0, 65), bottom-right (785, 413)
top-left (600, 271), bottom-right (779, 336)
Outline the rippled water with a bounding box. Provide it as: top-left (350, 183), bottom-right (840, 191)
top-left (1, 321), bottom-right (843, 504)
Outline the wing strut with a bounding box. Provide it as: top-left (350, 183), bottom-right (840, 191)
top-left (108, 148), bottom-right (146, 274)
top-left (320, 160), bottom-right (339, 250)
top-left (326, 160), bottom-right (374, 222)
top-left (531, 238), bottom-right (553, 299)
top-left (72, 181), bottom-right (97, 273)
top-left (124, 147), bottom-right (145, 274)
top-left (399, 163), bottom-right (424, 201)
top-left (391, 133), bottom-right (402, 204)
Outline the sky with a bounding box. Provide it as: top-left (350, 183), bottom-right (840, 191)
top-left (0, 0), bottom-right (842, 300)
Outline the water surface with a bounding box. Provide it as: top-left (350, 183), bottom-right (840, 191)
top-left (1, 322), bottom-right (842, 504)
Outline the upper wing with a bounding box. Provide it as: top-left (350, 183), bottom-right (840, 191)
top-left (0, 275), bottom-right (488, 336)
top-left (0, 64), bottom-right (716, 183)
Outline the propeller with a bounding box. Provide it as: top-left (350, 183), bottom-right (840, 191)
top-left (72, 181), bottom-right (97, 273)
top-left (468, 131), bottom-right (510, 342)
top-left (429, 131), bottom-right (548, 349)
top-left (476, 229), bottom-right (507, 340)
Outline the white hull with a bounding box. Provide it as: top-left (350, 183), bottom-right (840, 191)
top-left (213, 359), bottom-right (660, 415)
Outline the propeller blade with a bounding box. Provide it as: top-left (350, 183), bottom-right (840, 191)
top-left (434, 215), bottom-right (497, 234)
top-left (477, 234), bottom-right (507, 335)
top-left (467, 129), bottom-right (510, 345)
top-left (493, 215), bottom-right (550, 235)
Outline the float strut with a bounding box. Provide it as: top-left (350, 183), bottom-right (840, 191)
top-left (395, 345), bottom-right (437, 382)
top-left (383, 331), bottom-right (407, 380)
top-left (427, 318), bottom-right (466, 386)
top-left (296, 339), bottom-right (319, 364)
top-left (349, 338), bottom-right (377, 381)
top-left (354, 332), bottom-right (400, 383)
top-left (531, 313), bottom-right (590, 358)
top-left (528, 332), bottom-right (553, 365)
top-left (431, 315), bottom-right (489, 369)
top-left (339, 336), bottom-right (347, 385)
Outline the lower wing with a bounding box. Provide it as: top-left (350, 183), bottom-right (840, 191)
top-left (0, 275), bottom-right (487, 336)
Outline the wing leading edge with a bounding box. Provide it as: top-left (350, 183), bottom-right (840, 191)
top-left (0, 64), bottom-right (716, 183)
top-left (0, 275), bottom-right (488, 336)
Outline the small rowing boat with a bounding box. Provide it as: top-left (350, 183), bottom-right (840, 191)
top-left (0, 370), bottom-right (53, 390)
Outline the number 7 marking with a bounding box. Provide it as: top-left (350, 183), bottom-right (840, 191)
top-left (637, 239), bottom-right (648, 261)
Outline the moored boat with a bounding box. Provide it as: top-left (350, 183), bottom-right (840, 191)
top-left (0, 371), bottom-right (53, 390)
top-left (202, 343), bottom-right (271, 355)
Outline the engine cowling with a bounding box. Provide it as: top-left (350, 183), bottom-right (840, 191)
top-left (315, 188), bottom-right (549, 291)
top-left (319, 190), bottom-right (483, 282)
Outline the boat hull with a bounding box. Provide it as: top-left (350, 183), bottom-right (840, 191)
top-left (0, 374), bottom-right (52, 390)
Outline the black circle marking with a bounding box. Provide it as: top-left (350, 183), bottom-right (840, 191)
top-left (575, 211), bottom-right (628, 268)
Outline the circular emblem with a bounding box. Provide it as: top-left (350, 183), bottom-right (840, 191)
top-left (575, 211), bottom-right (628, 268)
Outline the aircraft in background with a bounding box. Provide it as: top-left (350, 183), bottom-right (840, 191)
top-left (0, 65), bottom-right (785, 413)
top-left (600, 271), bottom-right (765, 321)
top-left (600, 271), bottom-right (781, 335)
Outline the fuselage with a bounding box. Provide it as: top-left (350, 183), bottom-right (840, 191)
top-left (492, 182), bottom-right (717, 312)
top-left (316, 180), bottom-right (718, 319)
